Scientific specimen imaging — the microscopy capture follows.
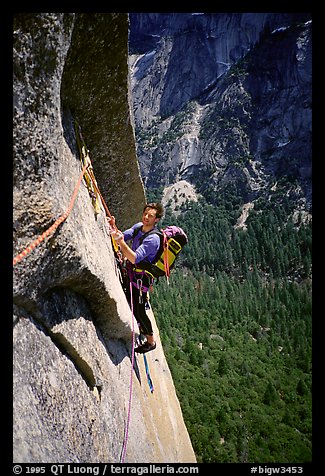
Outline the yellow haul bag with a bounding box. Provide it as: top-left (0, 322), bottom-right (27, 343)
top-left (132, 225), bottom-right (188, 279)
top-left (155, 238), bottom-right (182, 273)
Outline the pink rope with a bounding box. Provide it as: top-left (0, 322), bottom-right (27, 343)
top-left (120, 280), bottom-right (136, 463)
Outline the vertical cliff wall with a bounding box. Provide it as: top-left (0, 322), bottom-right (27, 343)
top-left (129, 13), bottom-right (312, 211)
top-left (13, 13), bottom-right (196, 463)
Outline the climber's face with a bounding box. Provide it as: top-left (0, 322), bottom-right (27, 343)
top-left (142, 207), bottom-right (159, 229)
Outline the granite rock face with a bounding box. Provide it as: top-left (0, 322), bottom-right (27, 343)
top-left (129, 13), bottom-right (312, 211)
top-left (13, 13), bottom-right (196, 463)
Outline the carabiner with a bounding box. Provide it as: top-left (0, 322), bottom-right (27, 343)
top-left (137, 278), bottom-right (143, 303)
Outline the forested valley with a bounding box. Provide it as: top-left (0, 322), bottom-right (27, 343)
top-left (147, 188), bottom-right (312, 463)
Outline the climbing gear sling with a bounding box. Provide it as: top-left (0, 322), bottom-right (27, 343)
top-left (74, 120), bottom-right (101, 216)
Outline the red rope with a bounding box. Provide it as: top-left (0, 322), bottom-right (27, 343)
top-left (14, 140), bottom-right (137, 463)
top-left (13, 163), bottom-right (89, 266)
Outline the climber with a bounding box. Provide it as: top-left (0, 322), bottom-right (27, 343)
top-left (109, 202), bottom-right (164, 354)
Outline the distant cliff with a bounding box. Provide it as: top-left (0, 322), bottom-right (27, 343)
top-left (129, 13), bottom-right (312, 212)
top-left (13, 13), bottom-right (196, 463)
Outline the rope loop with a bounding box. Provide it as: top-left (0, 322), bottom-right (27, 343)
top-left (13, 163), bottom-right (89, 266)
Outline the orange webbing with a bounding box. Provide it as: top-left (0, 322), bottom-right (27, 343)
top-left (87, 167), bottom-right (114, 224)
top-left (74, 121), bottom-right (118, 248)
top-left (163, 232), bottom-right (170, 283)
top-left (13, 163), bottom-right (89, 266)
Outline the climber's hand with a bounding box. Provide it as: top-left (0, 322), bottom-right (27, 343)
top-left (111, 230), bottom-right (123, 242)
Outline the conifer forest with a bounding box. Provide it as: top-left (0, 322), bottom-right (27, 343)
top-left (147, 187), bottom-right (312, 463)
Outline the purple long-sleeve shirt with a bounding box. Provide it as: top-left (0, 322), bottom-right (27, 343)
top-left (123, 222), bottom-right (160, 264)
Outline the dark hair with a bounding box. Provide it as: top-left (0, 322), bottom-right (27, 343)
top-left (143, 202), bottom-right (164, 219)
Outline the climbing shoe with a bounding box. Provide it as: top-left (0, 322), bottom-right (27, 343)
top-left (135, 342), bottom-right (156, 354)
top-left (135, 334), bottom-right (147, 347)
